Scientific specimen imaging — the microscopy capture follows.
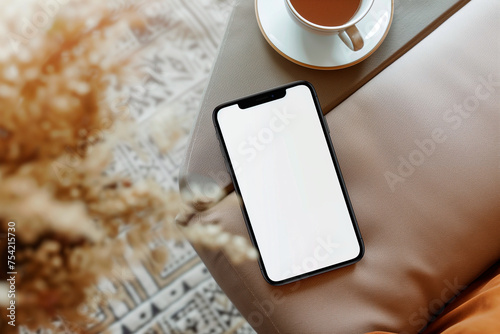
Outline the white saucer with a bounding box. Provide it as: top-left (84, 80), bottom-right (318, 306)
top-left (255, 0), bottom-right (394, 70)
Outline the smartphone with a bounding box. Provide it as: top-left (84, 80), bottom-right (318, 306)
top-left (213, 81), bottom-right (364, 285)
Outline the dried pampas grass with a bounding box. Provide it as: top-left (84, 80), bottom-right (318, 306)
top-left (0, 1), bottom-right (256, 333)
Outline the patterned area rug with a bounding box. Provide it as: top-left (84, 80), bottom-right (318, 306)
top-left (26, 0), bottom-right (255, 333)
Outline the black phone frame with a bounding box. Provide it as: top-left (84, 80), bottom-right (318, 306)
top-left (212, 81), bottom-right (364, 286)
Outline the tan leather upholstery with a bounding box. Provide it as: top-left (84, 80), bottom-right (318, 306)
top-left (369, 262), bottom-right (500, 334)
top-left (180, 0), bottom-right (470, 192)
top-left (183, 0), bottom-right (500, 333)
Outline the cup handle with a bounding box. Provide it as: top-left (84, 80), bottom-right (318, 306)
top-left (338, 25), bottom-right (364, 51)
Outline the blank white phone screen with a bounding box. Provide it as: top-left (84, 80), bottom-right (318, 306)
top-left (217, 85), bottom-right (360, 282)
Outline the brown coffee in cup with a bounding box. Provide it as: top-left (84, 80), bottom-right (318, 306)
top-left (289, 0), bottom-right (362, 27)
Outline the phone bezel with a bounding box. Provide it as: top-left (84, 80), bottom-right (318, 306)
top-left (212, 81), bottom-right (364, 286)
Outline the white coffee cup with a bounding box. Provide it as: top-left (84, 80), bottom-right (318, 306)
top-left (285, 0), bottom-right (374, 51)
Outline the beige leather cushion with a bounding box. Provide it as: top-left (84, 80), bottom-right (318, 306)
top-left (189, 1), bottom-right (500, 333)
top-left (180, 0), bottom-right (470, 191)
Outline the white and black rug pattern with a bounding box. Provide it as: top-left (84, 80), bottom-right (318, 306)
top-left (102, 0), bottom-right (256, 333)
top-left (31, 0), bottom-right (255, 333)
